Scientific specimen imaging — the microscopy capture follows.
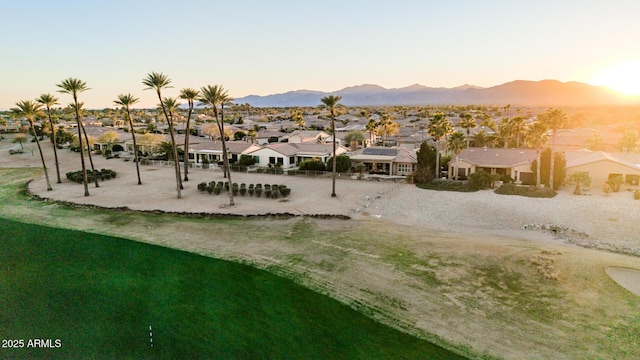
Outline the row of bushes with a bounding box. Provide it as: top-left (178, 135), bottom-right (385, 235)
top-left (66, 169), bottom-right (117, 183)
top-left (197, 181), bottom-right (291, 198)
top-left (494, 183), bottom-right (557, 198)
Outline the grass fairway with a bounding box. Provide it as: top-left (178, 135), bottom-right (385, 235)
top-left (0, 218), bottom-right (464, 359)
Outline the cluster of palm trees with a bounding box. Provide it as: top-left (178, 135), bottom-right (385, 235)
top-left (420, 108), bottom-right (568, 187)
top-left (12, 72), bottom-right (239, 205)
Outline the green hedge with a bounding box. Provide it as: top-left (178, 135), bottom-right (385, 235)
top-left (196, 181), bottom-right (291, 199)
top-left (66, 169), bottom-right (117, 183)
top-left (494, 183), bottom-right (556, 198)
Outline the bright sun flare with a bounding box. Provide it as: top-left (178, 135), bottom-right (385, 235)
top-left (590, 60), bottom-right (640, 96)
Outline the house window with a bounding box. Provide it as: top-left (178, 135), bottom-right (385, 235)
top-left (269, 156), bottom-right (276, 164)
top-left (397, 163), bottom-right (410, 173)
top-left (289, 156), bottom-right (295, 165)
top-left (253, 156), bottom-right (260, 163)
top-left (277, 157), bottom-right (284, 165)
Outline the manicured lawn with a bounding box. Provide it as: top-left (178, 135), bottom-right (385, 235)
top-left (0, 218), bottom-right (464, 359)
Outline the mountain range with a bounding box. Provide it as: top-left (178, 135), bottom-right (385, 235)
top-left (234, 80), bottom-right (640, 107)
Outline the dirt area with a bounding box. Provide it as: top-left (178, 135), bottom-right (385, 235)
top-left (3, 138), bottom-right (640, 359)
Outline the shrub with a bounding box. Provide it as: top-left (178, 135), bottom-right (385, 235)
top-left (468, 169), bottom-right (499, 190)
top-left (271, 188), bottom-right (280, 199)
top-left (65, 169), bottom-right (117, 184)
top-left (500, 175), bottom-right (514, 184)
top-left (326, 155), bottom-right (351, 173)
top-left (240, 183), bottom-right (247, 196)
top-left (280, 186), bottom-right (291, 197)
top-left (248, 184), bottom-right (255, 197)
top-left (197, 182), bottom-right (207, 192)
top-left (224, 181), bottom-right (230, 191)
top-left (232, 183), bottom-right (239, 196)
top-left (255, 186), bottom-right (262, 197)
top-left (634, 190), bottom-right (640, 200)
top-left (606, 175), bottom-right (624, 192)
top-left (206, 183), bottom-right (215, 194)
top-left (416, 179), bottom-right (475, 192)
top-left (264, 187), bottom-right (272, 198)
top-left (298, 158), bottom-right (327, 171)
top-left (494, 183), bottom-right (556, 198)
top-left (238, 154), bottom-right (257, 166)
top-left (112, 144), bottom-right (124, 152)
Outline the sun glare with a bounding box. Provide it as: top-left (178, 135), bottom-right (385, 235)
top-left (590, 60), bottom-right (640, 96)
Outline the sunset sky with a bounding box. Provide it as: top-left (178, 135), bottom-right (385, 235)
top-left (1, 0), bottom-right (639, 109)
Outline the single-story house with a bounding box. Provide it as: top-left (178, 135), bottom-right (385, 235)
top-left (188, 140), bottom-right (262, 165)
top-left (447, 147), bottom-right (537, 183)
top-left (283, 130), bottom-right (330, 144)
top-left (565, 151), bottom-right (640, 187)
top-left (348, 146), bottom-right (418, 176)
top-left (247, 143), bottom-right (348, 169)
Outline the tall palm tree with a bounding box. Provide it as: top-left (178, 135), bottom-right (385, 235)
top-left (525, 121), bottom-right (549, 188)
top-left (179, 88), bottom-right (200, 182)
top-left (36, 93), bottom-right (62, 183)
top-left (320, 95), bottom-right (342, 198)
top-left (427, 113), bottom-right (452, 179)
top-left (13, 100), bottom-right (52, 191)
top-left (142, 72), bottom-right (182, 198)
top-left (539, 108), bottom-right (567, 189)
top-left (198, 85), bottom-right (235, 206)
top-left (77, 105), bottom-right (100, 188)
top-left (162, 97), bottom-right (183, 187)
top-left (458, 112), bottom-right (476, 148)
top-left (446, 131), bottom-right (466, 180)
top-left (57, 78), bottom-right (90, 196)
top-left (114, 93), bottom-right (142, 185)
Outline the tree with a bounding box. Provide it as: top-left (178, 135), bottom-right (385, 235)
top-left (98, 131), bottom-right (119, 150)
top-left (36, 93), bottom-right (62, 183)
top-left (114, 93), bottom-right (142, 185)
top-left (446, 131), bottom-right (466, 180)
top-left (57, 78), bottom-right (90, 196)
top-left (524, 121), bottom-right (549, 187)
top-left (458, 112), bottom-right (476, 147)
top-left (298, 158), bottom-right (327, 171)
top-left (344, 130), bottom-right (365, 150)
top-left (586, 133), bottom-right (605, 151)
top-left (377, 113), bottom-right (400, 146)
top-left (619, 129), bottom-right (638, 152)
top-left (531, 148), bottom-right (566, 190)
top-left (567, 171), bottom-right (591, 195)
top-left (365, 118), bottom-right (378, 146)
top-left (414, 142), bottom-right (437, 184)
top-left (320, 95), bottom-right (342, 198)
top-left (13, 133), bottom-right (27, 150)
top-left (179, 88), bottom-right (200, 182)
top-left (290, 108), bottom-right (305, 130)
top-left (539, 108), bottom-right (567, 190)
top-left (199, 84), bottom-right (235, 206)
top-left (143, 72), bottom-right (182, 198)
top-left (427, 113), bottom-right (452, 178)
top-left (326, 154), bottom-right (351, 173)
top-left (13, 100), bottom-right (52, 191)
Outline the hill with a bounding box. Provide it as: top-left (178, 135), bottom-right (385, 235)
top-left (235, 80), bottom-right (640, 107)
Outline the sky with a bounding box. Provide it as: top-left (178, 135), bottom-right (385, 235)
top-left (1, 0), bottom-right (640, 109)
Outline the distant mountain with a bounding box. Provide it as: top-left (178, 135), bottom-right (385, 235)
top-left (234, 80), bottom-right (639, 107)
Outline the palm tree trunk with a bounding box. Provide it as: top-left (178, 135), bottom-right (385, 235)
top-left (74, 102), bottom-right (89, 196)
top-left (78, 120), bottom-right (99, 188)
top-left (220, 107), bottom-right (234, 206)
top-left (30, 120), bottom-right (52, 191)
top-left (183, 106), bottom-right (193, 182)
top-left (435, 140), bottom-right (440, 179)
top-left (331, 117), bottom-right (337, 197)
top-left (47, 109), bottom-right (62, 183)
top-left (156, 92), bottom-right (182, 199)
top-left (127, 110), bottom-right (142, 185)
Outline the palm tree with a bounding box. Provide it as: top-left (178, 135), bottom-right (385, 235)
top-left (320, 95), bottom-right (342, 198)
top-left (377, 113), bottom-right (400, 146)
top-left (198, 84), bottom-right (235, 206)
top-left (36, 93), bottom-right (62, 183)
top-left (458, 112), bottom-right (476, 148)
top-left (77, 105), bottom-right (100, 188)
top-left (539, 108), bottom-right (567, 189)
top-left (179, 88), bottom-right (200, 182)
top-left (57, 78), bottom-right (90, 196)
top-left (13, 100), bottom-right (52, 191)
top-left (446, 131), bottom-right (466, 180)
top-left (365, 118), bottom-right (378, 146)
top-left (114, 93), bottom-right (142, 185)
top-left (525, 121), bottom-right (549, 187)
top-left (142, 72), bottom-right (182, 198)
top-left (427, 113), bottom-right (452, 179)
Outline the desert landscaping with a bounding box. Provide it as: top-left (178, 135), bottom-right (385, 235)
top-left (2, 136), bottom-right (640, 359)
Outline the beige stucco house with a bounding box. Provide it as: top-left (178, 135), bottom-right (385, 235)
top-left (565, 151), bottom-right (640, 187)
top-left (348, 147), bottom-right (417, 176)
top-left (447, 148), bottom-right (537, 183)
